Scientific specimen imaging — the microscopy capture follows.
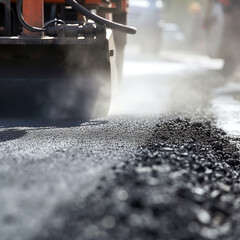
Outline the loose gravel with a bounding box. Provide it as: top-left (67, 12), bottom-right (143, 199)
top-left (35, 118), bottom-right (240, 240)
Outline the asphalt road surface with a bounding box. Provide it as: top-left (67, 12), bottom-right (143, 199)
top-left (1, 49), bottom-right (240, 240)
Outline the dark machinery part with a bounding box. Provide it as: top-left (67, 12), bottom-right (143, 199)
top-left (0, 0), bottom-right (11, 35)
top-left (0, 0), bottom-right (134, 119)
top-left (64, 0), bottom-right (136, 34)
top-left (16, 0), bottom-right (136, 35)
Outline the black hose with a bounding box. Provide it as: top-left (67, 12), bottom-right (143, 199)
top-left (16, 0), bottom-right (136, 34)
top-left (17, 0), bottom-right (66, 32)
top-left (44, 19), bottom-right (65, 28)
top-left (65, 0), bottom-right (136, 34)
top-left (16, 0), bottom-right (45, 32)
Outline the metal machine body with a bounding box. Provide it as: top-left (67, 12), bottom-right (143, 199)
top-left (0, 0), bottom-right (133, 119)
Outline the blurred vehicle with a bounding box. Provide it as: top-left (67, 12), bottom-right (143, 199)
top-left (161, 22), bottom-right (185, 49)
top-left (203, 0), bottom-right (240, 76)
top-left (128, 0), bottom-right (163, 55)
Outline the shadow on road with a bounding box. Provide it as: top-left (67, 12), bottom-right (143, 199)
top-left (0, 129), bottom-right (26, 142)
top-left (0, 118), bottom-right (109, 129)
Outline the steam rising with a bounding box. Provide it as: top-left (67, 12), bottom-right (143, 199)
top-left (110, 48), bottom-right (224, 117)
top-left (45, 44), bottom-right (113, 120)
top-left (110, 0), bottom-right (233, 118)
top-left (46, 0), bottom-right (239, 120)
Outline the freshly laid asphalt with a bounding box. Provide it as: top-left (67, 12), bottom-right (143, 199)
top-left (1, 51), bottom-right (240, 240)
top-left (0, 117), bottom-right (158, 240)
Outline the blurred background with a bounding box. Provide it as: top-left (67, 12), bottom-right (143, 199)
top-left (111, 0), bottom-right (240, 129)
top-left (124, 0), bottom-right (240, 71)
top-left (127, 0), bottom-right (205, 56)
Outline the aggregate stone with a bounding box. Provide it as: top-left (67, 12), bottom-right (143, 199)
top-left (34, 118), bottom-right (240, 240)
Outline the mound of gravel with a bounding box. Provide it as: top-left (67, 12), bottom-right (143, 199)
top-left (36, 119), bottom-right (240, 240)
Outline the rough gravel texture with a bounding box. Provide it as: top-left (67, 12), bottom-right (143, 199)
top-left (34, 118), bottom-right (240, 240)
top-left (0, 117), bottom-right (155, 240)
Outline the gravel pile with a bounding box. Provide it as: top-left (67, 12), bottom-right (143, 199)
top-left (37, 119), bottom-right (240, 240)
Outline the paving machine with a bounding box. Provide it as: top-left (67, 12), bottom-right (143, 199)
top-left (0, 0), bottom-right (136, 119)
